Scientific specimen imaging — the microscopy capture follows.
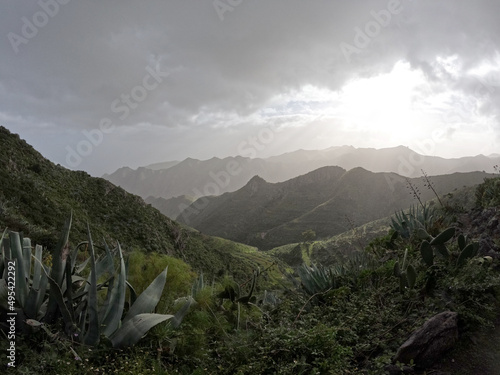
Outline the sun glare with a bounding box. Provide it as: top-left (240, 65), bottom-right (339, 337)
top-left (337, 61), bottom-right (424, 138)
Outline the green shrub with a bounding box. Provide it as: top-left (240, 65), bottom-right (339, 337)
top-left (476, 177), bottom-right (500, 207)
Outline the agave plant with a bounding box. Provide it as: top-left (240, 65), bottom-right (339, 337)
top-left (0, 213), bottom-right (192, 348)
top-left (390, 204), bottom-right (436, 239)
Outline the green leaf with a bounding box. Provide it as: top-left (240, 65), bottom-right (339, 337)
top-left (457, 234), bottom-right (466, 251)
top-left (434, 244), bottom-right (450, 258)
top-left (415, 228), bottom-right (432, 241)
top-left (44, 267), bottom-right (74, 334)
top-left (82, 224), bottom-right (100, 346)
top-left (402, 248), bottom-right (408, 270)
top-left (45, 213), bottom-right (72, 323)
top-left (0, 279), bottom-right (8, 310)
top-left (22, 238), bottom-right (32, 278)
top-left (393, 261), bottom-right (401, 277)
top-left (122, 267), bottom-right (168, 325)
top-left (399, 274), bottom-right (407, 293)
top-left (170, 296), bottom-right (195, 329)
top-left (420, 240), bottom-right (434, 267)
top-left (430, 227), bottom-right (455, 245)
top-left (109, 313), bottom-right (173, 348)
top-left (406, 265), bottom-right (417, 289)
top-left (457, 243), bottom-right (476, 267)
top-left (10, 232), bottom-right (28, 308)
top-left (101, 243), bottom-right (127, 337)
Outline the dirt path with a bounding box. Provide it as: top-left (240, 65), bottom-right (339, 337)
top-left (433, 314), bottom-right (500, 375)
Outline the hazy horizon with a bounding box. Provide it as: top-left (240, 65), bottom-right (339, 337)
top-left (1, 1), bottom-right (499, 176)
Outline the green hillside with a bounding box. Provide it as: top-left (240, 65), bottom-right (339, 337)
top-left (0, 126), bottom-right (281, 284)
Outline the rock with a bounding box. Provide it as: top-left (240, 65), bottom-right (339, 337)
top-left (487, 217), bottom-right (499, 230)
top-left (393, 311), bottom-right (458, 368)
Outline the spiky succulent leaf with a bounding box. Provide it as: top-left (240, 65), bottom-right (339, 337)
top-left (122, 267), bottom-right (168, 325)
top-left (22, 238), bottom-right (32, 278)
top-left (45, 213), bottom-right (72, 323)
top-left (109, 313), bottom-right (173, 348)
top-left (170, 296), bottom-right (195, 329)
top-left (101, 243), bottom-right (127, 337)
top-left (9, 232), bottom-right (28, 307)
top-left (82, 224), bottom-right (99, 346)
top-left (0, 279), bottom-right (8, 310)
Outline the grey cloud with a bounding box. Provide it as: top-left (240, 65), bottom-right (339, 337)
top-left (0, 0), bottom-right (499, 174)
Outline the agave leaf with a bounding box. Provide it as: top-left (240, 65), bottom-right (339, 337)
top-left (34, 264), bottom-right (50, 317)
top-left (94, 242), bottom-right (114, 281)
top-left (170, 296), bottom-right (195, 329)
top-left (122, 267), bottom-right (168, 325)
top-left (10, 232), bottom-right (28, 308)
top-left (22, 237), bottom-right (32, 278)
top-left (32, 245), bottom-right (43, 290)
top-left (64, 254), bottom-right (76, 321)
top-left (126, 280), bottom-right (138, 307)
top-left (82, 224), bottom-right (100, 346)
top-left (109, 313), bottom-right (173, 348)
top-left (430, 227), bottom-right (455, 246)
top-left (101, 242), bottom-right (126, 337)
top-left (191, 273), bottom-right (204, 297)
top-left (0, 229), bottom-right (7, 277)
top-left (0, 279), bottom-right (8, 310)
top-left (45, 213), bottom-right (72, 323)
top-left (75, 257), bottom-right (90, 275)
top-left (42, 263), bottom-right (74, 334)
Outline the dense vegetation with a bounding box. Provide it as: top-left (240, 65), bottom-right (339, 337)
top-left (1, 176), bottom-right (499, 374)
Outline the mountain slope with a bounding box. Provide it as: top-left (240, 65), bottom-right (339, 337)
top-left (0, 126), bottom-right (281, 283)
top-left (103, 145), bottom-right (500, 204)
top-left (144, 195), bottom-right (194, 219)
top-left (177, 166), bottom-right (494, 249)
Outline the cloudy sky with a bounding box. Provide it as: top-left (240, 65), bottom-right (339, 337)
top-left (1, 0), bottom-right (499, 176)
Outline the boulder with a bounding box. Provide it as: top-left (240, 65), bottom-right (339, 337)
top-left (394, 311), bottom-right (458, 368)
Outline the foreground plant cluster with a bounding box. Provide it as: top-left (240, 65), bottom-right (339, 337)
top-left (1, 178), bottom-right (500, 374)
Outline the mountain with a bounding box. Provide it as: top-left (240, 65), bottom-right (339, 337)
top-left (103, 146), bottom-right (500, 208)
top-left (144, 195), bottom-right (194, 219)
top-left (144, 160), bottom-right (181, 170)
top-left (0, 126), bottom-right (282, 283)
top-left (176, 166), bottom-right (494, 249)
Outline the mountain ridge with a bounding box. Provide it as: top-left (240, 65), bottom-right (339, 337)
top-left (103, 146), bottom-right (500, 214)
top-left (177, 166), bottom-right (495, 249)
